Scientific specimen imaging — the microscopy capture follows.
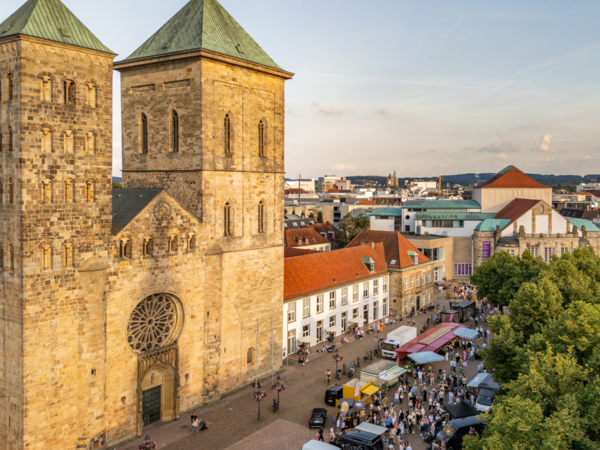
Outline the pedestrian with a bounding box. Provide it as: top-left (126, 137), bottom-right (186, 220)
top-left (330, 425), bottom-right (335, 442)
top-left (318, 427), bottom-right (324, 442)
top-left (191, 418), bottom-right (199, 434)
top-left (326, 369), bottom-right (331, 384)
top-left (395, 391), bottom-right (400, 405)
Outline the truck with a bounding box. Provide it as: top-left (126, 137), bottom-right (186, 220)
top-left (381, 326), bottom-right (417, 359)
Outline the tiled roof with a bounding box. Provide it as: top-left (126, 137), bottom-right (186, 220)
top-left (284, 248), bottom-right (319, 258)
top-left (0, 0), bottom-right (113, 53)
top-left (285, 227), bottom-right (330, 247)
top-left (312, 222), bottom-right (339, 242)
top-left (559, 209), bottom-right (600, 220)
top-left (567, 218), bottom-right (599, 232)
top-left (122, 0), bottom-right (282, 70)
top-left (346, 230), bottom-right (432, 270)
top-left (416, 212), bottom-right (495, 221)
top-left (369, 207), bottom-right (403, 217)
top-left (326, 188), bottom-right (340, 193)
top-left (402, 199), bottom-right (481, 210)
top-left (474, 219), bottom-right (512, 232)
top-left (112, 188), bottom-right (163, 234)
top-left (494, 198), bottom-right (540, 227)
top-left (476, 166), bottom-right (549, 189)
top-left (284, 244), bottom-right (388, 301)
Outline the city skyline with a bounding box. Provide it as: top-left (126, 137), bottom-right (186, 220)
top-left (5, 0), bottom-right (599, 178)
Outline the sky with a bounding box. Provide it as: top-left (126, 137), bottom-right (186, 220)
top-left (5, 0), bottom-right (600, 179)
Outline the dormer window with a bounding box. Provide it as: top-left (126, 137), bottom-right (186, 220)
top-left (362, 256), bottom-right (375, 273)
top-left (408, 251), bottom-right (419, 265)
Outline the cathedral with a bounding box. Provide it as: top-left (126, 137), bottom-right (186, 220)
top-left (0, 0), bottom-right (293, 448)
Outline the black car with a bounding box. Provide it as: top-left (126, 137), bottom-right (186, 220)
top-left (436, 415), bottom-right (484, 449)
top-left (332, 429), bottom-right (385, 450)
top-left (324, 384), bottom-right (344, 406)
top-left (309, 408), bottom-right (328, 428)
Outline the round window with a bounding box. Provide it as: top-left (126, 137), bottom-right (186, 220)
top-left (405, 215), bottom-right (410, 220)
top-left (127, 294), bottom-right (183, 354)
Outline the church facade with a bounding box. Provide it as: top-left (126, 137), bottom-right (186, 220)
top-left (0, 0), bottom-right (292, 448)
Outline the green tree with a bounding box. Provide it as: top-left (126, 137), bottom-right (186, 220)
top-left (112, 181), bottom-right (122, 188)
top-left (317, 211), bottom-right (323, 223)
top-left (470, 250), bottom-right (546, 308)
top-left (308, 212), bottom-right (315, 219)
top-left (301, 210), bottom-right (305, 217)
top-left (334, 213), bottom-right (369, 249)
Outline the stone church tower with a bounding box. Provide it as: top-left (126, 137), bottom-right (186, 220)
top-left (1, 0), bottom-right (292, 448)
top-left (0, 0), bottom-right (115, 448)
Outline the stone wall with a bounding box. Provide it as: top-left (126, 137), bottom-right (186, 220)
top-left (389, 266), bottom-right (435, 317)
top-left (0, 36), bottom-right (115, 450)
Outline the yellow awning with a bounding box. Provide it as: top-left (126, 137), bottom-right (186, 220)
top-left (361, 385), bottom-right (379, 396)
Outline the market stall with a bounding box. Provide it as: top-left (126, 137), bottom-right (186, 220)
top-left (342, 379), bottom-right (379, 404)
top-left (451, 300), bottom-right (477, 323)
top-left (439, 309), bottom-right (458, 323)
top-left (360, 359), bottom-right (406, 388)
top-left (395, 322), bottom-right (467, 362)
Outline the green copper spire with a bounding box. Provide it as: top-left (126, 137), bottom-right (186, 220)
top-left (123, 0), bottom-right (281, 70)
top-left (0, 0), bottom-right (113, 53)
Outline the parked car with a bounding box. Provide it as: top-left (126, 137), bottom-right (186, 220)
top-left (309, 408), bottom-right (328, 428)
top-left (324, 384), bottom-right (344, 406)
top-left (331, 429), bottom-right (385, 450)
top-left (436, 415), bottom-right (484, 449)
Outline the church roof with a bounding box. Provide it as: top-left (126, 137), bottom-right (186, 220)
top-left (476, 166), bottom-right (549, 189)
top-left (0, 0), bottom-right (113, 53)
top-left (112, 188), bottom-right (163, 234)
top-left (122, 0), bottom-right (281, 70)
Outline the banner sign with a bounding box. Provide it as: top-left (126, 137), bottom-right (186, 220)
top-left (482, 241), bottom-right (491, 260)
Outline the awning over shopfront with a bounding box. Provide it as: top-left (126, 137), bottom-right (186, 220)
top-left (395, 323), bottom-right (467, 361)
top-left (454, 328), bottom-right (479, 340)
top-left (408, 351), bottom-right (445, 365)
top-left (361, 385), bottom-right (379, 397)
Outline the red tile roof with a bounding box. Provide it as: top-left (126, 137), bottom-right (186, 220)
top-left (284, 248), bottom-right (319, 258)
top-left (285, 227), bottom-right (330, 247)
top-left (284, 243), bottom-right (388, 301)
top-left (326, 188), bottom-right (340, 193)
top-left (476, 166), bottom-right (550, 189)
top-left (359, 201), bottom-right (374, 205)
top-left (494, 198), bottom-right (541, 227)
top-left (312, 221), bottom-right (339, 242)
top-left (346, 230), bottom-right (431, 270)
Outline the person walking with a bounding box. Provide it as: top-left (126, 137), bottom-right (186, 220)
top-left (191, 418), bottom-right (199, 434)
top-left (326, 369), bottom-right (331, 384)
top-left (318, 427), bottom-right (325, 442)
top-left (330, 425), bottom-right (335, 442)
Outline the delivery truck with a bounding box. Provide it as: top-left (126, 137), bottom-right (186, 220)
top-left (381, 326), bottom-right (417, 359)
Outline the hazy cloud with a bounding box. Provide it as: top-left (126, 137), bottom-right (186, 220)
top-left (496, 132), bottom-right (503, 138)
top-left (497, 153), bottom-right (509, 159)
top-left (534, 134), bottom-right (553, 151)
top-left (585, 155), bottom-right (591, 159)
top-left (313, 101), bottom-right (342, 115)
top-left (331, 164), bottom-right (357, 172)
top-left (478, 140), bottom-right (520, 153)
top-left (375, 110), bottom-right (388, 116)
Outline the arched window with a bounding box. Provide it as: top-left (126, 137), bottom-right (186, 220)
top-left (258, 119), bottom-right (265, 157)
top-left (120, 239), bottom-right (132, 259)
top-left (169, 110), bottom-right (179, 152)
top-left (42, 245), bottom-right (52, 270)
top-left (41, 180), bottom-right (52, 203)
top-left (258, 200), bottom-right (266, 233)
top-left (41, 127), bottom-right (52, 153)
top-left (85, 180), bottom-right (95, 202)
top-left (64, 243), bottom-right (74, 268)
top-left (247, 347), bottom-right (255, 364)
top-left (85, 132), bottom-right (96, 154)
top-left (64, 130), bottom-right (74, 153)
top-left (8, 179), bottom-right (13, 204)
top-left (139, 113), bottom-right (148, 154)
top-left (188, 233), bottom-right (196, 252)
top-left (223, 113), bottom-right (232, 155)
top-left (8, 245), bottom-right (14, 273)
top-left (64, 179), bottom-right (74, 203)
top-left (8, 127), bottom-right (13, 152)
top-left (224, 202), bottom-right (232, 236)
top-left (86, 83), bottom-right (97, 108)
top-left (64, 80), bottom-right (75, 104)
top-left (7, 73), bottom-right (13, 101)
top-left (169, 235), bottom-right (179, 253)
top-left (143, 237), bottom-right (154, 257)
top-left (41, 76), bottom-right (52, 102)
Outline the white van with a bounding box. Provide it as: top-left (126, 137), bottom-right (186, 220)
top-left (381, 326), bottom-right (417, 358)
top-left (302, 440), bottom-right (339, 450)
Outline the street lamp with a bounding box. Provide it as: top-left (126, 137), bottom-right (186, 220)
top-left (332, 353), bottom-right (343, 378)
top-left (253, 388), bottom-right (267, 421)
top-left (271, 374), bottom-right (286, 411)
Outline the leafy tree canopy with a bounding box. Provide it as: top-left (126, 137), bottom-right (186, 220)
top-left (468, 247), bottom-right (600, 449)
top-left (334, 213), bottom-right (370, 249)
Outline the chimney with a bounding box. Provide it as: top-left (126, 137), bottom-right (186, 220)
top-left (361, 241), bottom-right (375, 248)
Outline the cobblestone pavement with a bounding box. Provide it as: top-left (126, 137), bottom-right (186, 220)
top-left (117, 290), bottom-right (487, 450)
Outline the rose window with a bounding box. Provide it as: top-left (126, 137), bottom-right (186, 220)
top-left (127, 294), bottom-right (182, 353)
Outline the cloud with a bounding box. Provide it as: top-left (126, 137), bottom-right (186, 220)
top-left (496, 132), bottom-right (503, 138)
top-left (312, 101), bottom-right (342, 115)
top-left (545, 157), bottom-right (551, 162)
top-left (375, 110), bottom-right (387, 116)
top-left (478, 140), bottom-right (520, 153)
top-left (331, 164), bottom-right (357, 172)
top-left (585, 155), bottom-right (591, 159)
top-left (534, 134), bottom-right (552, 151)
top-left (497, 153), bottom-right (509, 159)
